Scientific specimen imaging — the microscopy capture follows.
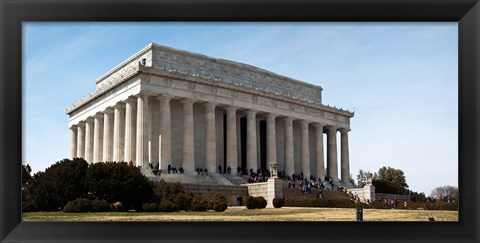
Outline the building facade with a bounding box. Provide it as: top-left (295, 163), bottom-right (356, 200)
top-left (66, 43), bottom-right (354, 183)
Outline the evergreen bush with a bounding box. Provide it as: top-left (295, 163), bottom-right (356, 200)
top-left (191, 197), bottom-right (209, 212)
top-left (158, 200), bottom-right (178, 212)
top-left (256, 197), bottom-right (267, 208)
top-left (245, 196), bottom-right (257, 209)
top-left (91, 199), bottom-right (111, 212)
top-left (142, 203), bottom-right (159, 212)
top-left (204, 191), bottom-right (228, 212)
top-left (272, 197), bottom-right (284, 208)
top-left (64, 198), bottom-right (92, 212)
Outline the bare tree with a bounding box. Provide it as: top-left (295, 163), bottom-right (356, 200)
top-left (430, 185), bottom-right (458, 201)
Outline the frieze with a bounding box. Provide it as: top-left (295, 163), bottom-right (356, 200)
top-left (164, 79), bottom-right (173, 86)
top-left (187, 83), bottom-right (196, 90)
top-left (210, 86), bottom-right (217, 94)
top-left (272, 100), bottom-right (278, 107)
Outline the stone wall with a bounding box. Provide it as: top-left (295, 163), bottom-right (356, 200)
top-left (181, 184), bottom-right (248, 206)
top-left (347, 185), bottom-right (411, 203)
top-left (241, 179), bottom-right (283, 208)
top-left (347, 184), bottom-right (375, 202)
top-left (375, 193), bottom-right (410, 202)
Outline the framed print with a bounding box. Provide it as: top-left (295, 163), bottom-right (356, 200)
top-left (1, 0), bottom-right (479, 242)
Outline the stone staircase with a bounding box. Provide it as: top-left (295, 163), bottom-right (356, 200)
top-left (220, 174), bottom-right (249, 185)
top-left (148, 172), bottom-right (222, 185)
top-left (147, 172), bottom-right (252, 186)
top-left (282, 187), bottom-right (350, 201)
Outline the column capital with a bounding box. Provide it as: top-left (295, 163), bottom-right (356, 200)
top-left (203, 102), bottom-right (217, 108)
top-left (339, 128), bottom-right (351, 133)
top-left (156, 94), bottom-right (174, 101)
top-left (300, 120), bottom-right (310, 126)
top-left (94, 112), bottom-right (104, 119)
top-left (313, 123), bottom-right (326, 129)
top-left (124, 96), bottom-right (137, 103)
top-left (284, 116), bottom-right (294, 123)
top-left (267, 113), bottom-right (278, 119)
top-left (77, 121), bottom-right (85, 127)
top-left (103, 107), bottom-right (114, 114)
top-left (85, 117), bottom-right (94, 123)
top-left (246, 109), bottom-right (258, 116)
top-left (327, 125), bottom-right (338, 132)
top-left (135, 92), bottom-right (155, 98)
top-left (180, 97), bottom-right (196, 104)
top-left (225, 106), bottom-right (238, 112)
top-left (69, 125), bottom-right (78, 130)
top-left (112, 102), bottom-right (126, 109)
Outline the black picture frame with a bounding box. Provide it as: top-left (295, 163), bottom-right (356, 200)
top-left (1, 0), bottom-right (479, 242)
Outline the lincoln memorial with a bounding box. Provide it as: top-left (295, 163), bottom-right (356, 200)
top-left (66, 43), bottom-right (354, 185)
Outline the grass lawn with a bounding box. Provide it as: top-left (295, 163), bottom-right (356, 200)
top-left (23, 207), bottom-right (458, 222)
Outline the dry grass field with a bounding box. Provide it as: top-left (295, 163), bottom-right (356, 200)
top-left (23, 207), bottom-right (458, 222)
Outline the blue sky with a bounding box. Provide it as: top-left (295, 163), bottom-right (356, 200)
top-left (23, 22), bottom-right (458, 195)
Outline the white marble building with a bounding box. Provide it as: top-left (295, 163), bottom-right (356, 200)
top-left (66, 43), bottom-right (354, 183)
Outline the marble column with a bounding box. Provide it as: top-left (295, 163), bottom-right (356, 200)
top-left (300, 120), bottom-right (310, 177)
top-left (340, 128), bottom-right (350, 183)
top-left (124, 97), bottom-right (137, 163)
top-left (158, 95), bottom-right (172, 171)
top-left (181, 98), bottom-right (195, 172)
top-left (136, 94), bottom-right (150, 168)
top-left (70, 125), bottom-right (77, 159)
top-left (102, 109), bottom-right (114, 162)
top-left (246, 110), bottom-right (257, 172)
top-left (204, 102), bottom-right (217, 173)
top-left (314, 123), bottom-right (325, 180)
top-left (113, 103), bottom-right (125, 162)
top-left (284, 117), bottom-right (294, 176)
top-left (226, 106), bottom-right (238, 173)
top-left (84, 118), bottom-right (94, 163)
top-left (93, 113), bottom-right (104, 163)
top-left (267, 113), bottom-right (277, 165)
top-left (77, 123), bottom-right (85, 159)
top-left (327, 126), bottom-right (338, 180)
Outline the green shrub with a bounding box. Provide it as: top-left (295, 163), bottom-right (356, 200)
top-left (26, 158), bottom-right (89, 211)
top-left (158, 200), bottom-right (178, 212)
top-left (256, 197), bottom-right (267, 209)
top-left (173, 192), bottom-right (194, 211)
top-left (203, 191), bottom-right (228, 212)
top-left (245, 196), bottom-right (267, 209)
top-left (91, 199), bottom-right (111, 212)
top-left (273, 197), bottom-right (284, 208)
top-left (191, 197), bottom-right (209, 212)
top-left (211, 199), bottom-right (228, 212)
top-left (367, 200), bottom-right (390, 209)
top-left (142, 203), bottom-right (159, 212)
top-left (431, 201), bottom-right (458, 211)
top-left (245, 196), bottom-right (257, 209)
top-left (64, 198), bottom-right (92, 212)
